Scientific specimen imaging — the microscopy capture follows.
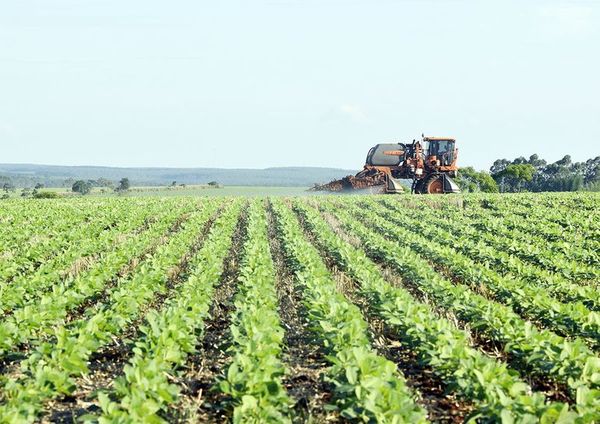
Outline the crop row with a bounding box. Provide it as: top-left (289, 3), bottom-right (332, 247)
top-left (364, 199), bottom-right (600, 345)
top-left (451, 204), bottom-right (600, 268)
top-left (0, 193), bottom-right (598, 422)
top-left (0, 201), bottom-right (96, 263)
top-left (0, 201), bottom-right (170, 315)
top-left (0, 209), bottom-right (82, 266)
top-left (98, 201), bottom-right (242, 423)
top-left (218, 200), bottom-right (292, 422)
top-left (471, 194), bottom-right (600, 239)
top-left (0, 201), bottom-right (193, 359)
top-left (0, 200), bottom-right (220, 422)
top-left (271, 199), bottom-right (427, 423)
top-left (295, 200), bottom-right (578, 422)
top-left (320, 200), bottom-right (599, 420)
top-left (0, 201), bottom-right (138, 285)
top-left (381, 198), bottom-right (600, 306)
top-left (412, 200), bottom-right (600, 283)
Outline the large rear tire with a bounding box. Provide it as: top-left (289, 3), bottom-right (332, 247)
top-left (417, 173), bottom-right (445, 194)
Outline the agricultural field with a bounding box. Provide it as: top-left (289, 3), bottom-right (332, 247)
top-left (2, 185), bottom-right (312, 199)
top-left (0, 192), bottom-right (598, 423)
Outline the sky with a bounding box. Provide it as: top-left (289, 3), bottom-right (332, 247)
top-left (0, 0), bottom-right (599, 170)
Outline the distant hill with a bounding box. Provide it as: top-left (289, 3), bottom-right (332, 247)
top-left (0, 164), bottom-right (358, 188)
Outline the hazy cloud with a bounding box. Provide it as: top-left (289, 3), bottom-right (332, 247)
top-left (318, 103), bottom-right (371, 125)
top-left (338, 103), bottom-right (371, 124)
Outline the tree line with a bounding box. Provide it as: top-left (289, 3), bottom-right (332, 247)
top-left (1, 177), bottom-right (131, 199)
top-left (456, 154), bottom-right (600, 193)
top-left (71, 178), bottom-right (130, 195)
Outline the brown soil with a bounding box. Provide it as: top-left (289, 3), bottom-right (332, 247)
top-left (295, 205), bottom-right (475, 422)
top-left (1, 216), bottom-right (185, 378)
top-left (266, 201), bottom-right (338, 424)
top-left (40, 208), bottom-right (222, 423)
top-left (167, 203), bottom-right (248, 423)
top-left (318, 208), bottom-right (450, 316)
top-left (64, 211), bottom-right (192, 325)
top-left (325, 207), bottom-right (574, 405)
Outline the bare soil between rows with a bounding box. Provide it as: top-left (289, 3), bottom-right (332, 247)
top-left (296, 203), bottom-right (475, 423)
top-left (40, 207), bottom-right (222, 423)
top-left (167, 203), bottom-right (248, 423)
top-left (358, 203), bottom-right (574, 403)
top-left (267, 200), bottom-right (338, 424)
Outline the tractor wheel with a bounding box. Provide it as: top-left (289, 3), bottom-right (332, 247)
top-left (418, 173), bottom-right (445, 194)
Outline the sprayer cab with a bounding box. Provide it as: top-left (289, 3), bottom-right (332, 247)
top-left (421, 137), bottom-right (458, 176)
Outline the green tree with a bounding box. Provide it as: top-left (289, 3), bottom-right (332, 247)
top-left (528, 154), bottom-right (547, 169)
top-left (2, 182), bottom-right (15, 193)
top-left (583, 157), bottom-right (600, 184)
top-left (490, 153), bottom-right (600, 192)
top-left (96, 178), bottom-right (114, 188)
top-left (494, 164), bottom-right (535, 192)
top-left (72, 180), bottom-right (92, 195)
top-left (456, 167), bottom-right (498, 193)
top-left (115, 178), bottom-right (130, 192)
top-left (585, 180), bottom-right (600, 192)
top-left (490, 159), bottom-right (511, 175)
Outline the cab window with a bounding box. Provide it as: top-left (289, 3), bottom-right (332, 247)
top-left (431, 141), bottom-right (454, 165)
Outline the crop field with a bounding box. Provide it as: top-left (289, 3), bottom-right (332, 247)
top-left (0, 193), bottom-right (599, 423)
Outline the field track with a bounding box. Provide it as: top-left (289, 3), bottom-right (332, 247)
top-left (0, 193), bottom-right (599, 423)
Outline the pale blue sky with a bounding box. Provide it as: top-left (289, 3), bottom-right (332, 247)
top-left (1, 0), bottom-right (598, 170)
